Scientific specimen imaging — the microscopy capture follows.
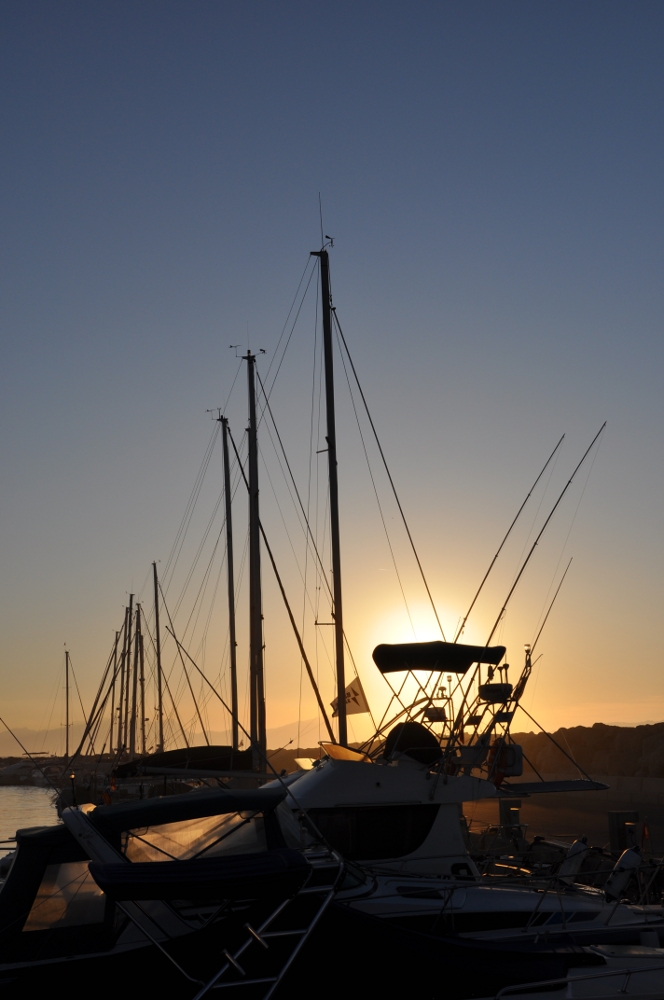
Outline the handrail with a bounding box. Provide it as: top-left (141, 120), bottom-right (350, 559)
top-left (494, 961), bottom-right (664, 998)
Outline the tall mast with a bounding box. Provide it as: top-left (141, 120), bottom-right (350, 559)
top-left (110, 631), bottom-right (118, 755)
top-left (116, 606), bottom-right (129, 752)
top-left (65, 649), bottom-right (70, 758)
top-left (123, 594), bottom-right (134, 756)
top-left (139, 628), bottom-right (146, 755)
top-left (311, 248), bottom-right (347, 745)
top-left (245, 351), bottom-right (266, 767)
top-left (129, 603), bottom-right (140, 759)
top-left (221, 416), bottom-right (239, 752)
top-left (152, 563), bottom-right (164, 753)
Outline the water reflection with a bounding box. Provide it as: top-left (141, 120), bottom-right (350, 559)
top-left (0, 786), bottom-right (59, 843)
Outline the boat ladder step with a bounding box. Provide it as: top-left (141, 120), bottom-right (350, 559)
top-left (192, 853), bottom-right (344, 1000)
top-left (261, 929), bottom-right (307, 938)
top-left (211, 978), bottom-right (277, 990)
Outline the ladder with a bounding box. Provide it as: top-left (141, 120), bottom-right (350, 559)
top-left (191, 848), bottom-right (344, 1000)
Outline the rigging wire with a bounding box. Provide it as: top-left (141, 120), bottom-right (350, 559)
top-left (162, 423), bottom-right (219, 592)
top-left (335, 323), bottom-right (417, 638)
top-left (143, 621), bottom-right (190, 748)
top-left (332, 311), bottom-right (446, 641)
top-left (67, 625), bottom-right (125, 764)
top-left (226, 424), bottom-right (336, 740)
top-left (67, 656), bottom-right (88, 730)
top-left (260, 257), bottom-right (318, 409)
top-left (256, 369), bottom-right (372, 698)
top-left (172, 488), bottom-right (226, 619)
top-left (160, 448), bottom-right (242, 734)
top-left (158, 583), bottom-right (210, 745)
top-left (254, 373), bottom-right (336, 677)
top-left (257, 439), bottom-right (336, 688)
top-left (178, 519), bottom-right (227, 645)
top-left (516, 702), bottom-right (596, 782)
top-left (221, 358), bottom-right (244, 416)
top-left (255, 373), bottom-right (336, 606)
top-left (36, 660), bottom-right (63, 754)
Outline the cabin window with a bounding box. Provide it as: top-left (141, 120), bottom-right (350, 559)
top-left (307, 805), bottom-right (439, 860)
top-left (124, 811), bottom-right (267, 862)
top-left (23, 862), bottom-right (105, 931)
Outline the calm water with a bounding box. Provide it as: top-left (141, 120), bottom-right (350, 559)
top-left (0, 786), bottom-right (59, 847)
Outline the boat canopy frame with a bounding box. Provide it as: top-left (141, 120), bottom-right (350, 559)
top-left (372, 641), bottom-right (506, 676)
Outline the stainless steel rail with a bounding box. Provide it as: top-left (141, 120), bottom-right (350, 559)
top-left (494, 961), bottom-right (664, 998)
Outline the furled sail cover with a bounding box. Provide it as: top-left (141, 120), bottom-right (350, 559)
top-left (372, 640), bottom-right (506, 675)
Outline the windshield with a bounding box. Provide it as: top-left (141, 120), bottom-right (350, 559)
top-left (123, 810), bottom-right (267, 862)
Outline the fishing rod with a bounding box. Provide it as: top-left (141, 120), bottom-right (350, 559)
top-left (454, 433), bottom-right (565, 642)
top-left (508, 557), bottom-right (573, 709)
top-left (531, 556), bottom-right (573, 656)
top-left (414, 433), bottom-right (566, 724)
top-left (449, 423), bottom-right (605, 746)
top-left (484, 422), bottom-right (605, 647)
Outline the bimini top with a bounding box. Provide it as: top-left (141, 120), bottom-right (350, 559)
top-left (372, 640), bottom-right (506, 675)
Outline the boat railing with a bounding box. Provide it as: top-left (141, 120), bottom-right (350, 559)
top-left (190, 847), bottom-right (345, 1000)
top-left (494, 960), bottom-right (664, 998)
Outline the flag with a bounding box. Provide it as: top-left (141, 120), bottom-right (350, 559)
top-left (331, 677), bottom-right (370, 718)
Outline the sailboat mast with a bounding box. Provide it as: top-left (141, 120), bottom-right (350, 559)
top-left (152, 563), bottom-right (164, 753)
top-left (116, 606), bottom-right (129, 752)
top-left (123, 594), bottom-right (134, 755)
top-left (139, 627), bottom-right (146, 755)
top-left (221, 416), bottom-right (239, 752)
top-left (65, 649), bottom-right (70, 758)
top-left (312, 248), bottom-right (347, 745)
top-left (129, 603), bottom-right (140, 759)
top-left (245, 351), bottom-right (266, 766)
top-left (110, 631), bottom-right (118, 755)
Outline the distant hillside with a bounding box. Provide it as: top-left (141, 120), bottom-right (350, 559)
top-left (5, 720), bottom-right (661, 780)
top-left (513, 723), bottom-right (664, 779)
top-left (271, 725), bottom-right (664, 779)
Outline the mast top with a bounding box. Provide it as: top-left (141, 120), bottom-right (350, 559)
top-left (310, 237), bottom-right (334, 257)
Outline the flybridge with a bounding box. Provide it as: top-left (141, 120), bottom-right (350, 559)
top-left (372, 640), bottom-right (506, 675)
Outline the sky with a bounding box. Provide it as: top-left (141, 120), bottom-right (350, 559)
top-left (0, 1), bottom-right (662, 752)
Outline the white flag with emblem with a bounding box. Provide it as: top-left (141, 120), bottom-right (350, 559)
top-left (331, 676), bottom-right (370, 717)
